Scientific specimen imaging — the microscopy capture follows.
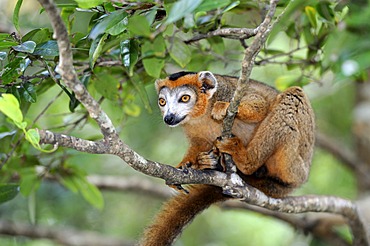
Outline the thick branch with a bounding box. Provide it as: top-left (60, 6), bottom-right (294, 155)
top-left (38, 130), bottom-right (108, 154)
top-left (87, 175), bottom-right (173, 199)
top-left (39, 128), bottom-right (370, 245)
top-left (87, 176), bottom-right (351, 246)
top-left (0, 220), bottom-right (133, 246)
top-left (37, 0), bottom-right (118, 140)
top-left (222, 0), bottom-right (279, 136)
top-left (39, 128), bottom-right (368, 244)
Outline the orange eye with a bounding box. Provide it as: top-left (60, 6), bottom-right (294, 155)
top-left (158, 98), bottom-right (166, 106)
top-left (180, 95), bottom-right (190, 103)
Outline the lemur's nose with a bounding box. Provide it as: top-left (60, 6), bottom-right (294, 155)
top-left (164, 114), bottom-right (176, 125)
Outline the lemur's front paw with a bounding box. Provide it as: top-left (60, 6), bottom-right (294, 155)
top-left (176, 161), bottom-right (192, 170)
top-left (168, 184), bottom-right (189, 194)
top-left (215, 135), bottom-right (242, 155)
top-left (211, 102), bottom-right (229, 121)
top-left (197, 149), bottom-right (225, 171)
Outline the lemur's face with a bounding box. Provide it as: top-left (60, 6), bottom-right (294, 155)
top-left (156, 71), bottom-right (217, 127)
top-left (157, 85), bottom-right (197, 127)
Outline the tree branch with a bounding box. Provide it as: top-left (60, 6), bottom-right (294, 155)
top-left (36, 0), bottom-right (369, 245)
top-left (37, 0), bottom-right (118, 141)
top-left (39, 128), bottom-right (369, 244)
top-left (87, 175), bottom-right (173, 199)
top-left (222, 0), bottom-right (279, 136)
top-left (88, 175), bottom-right (352, 246)
top-left (316, 131), bottom-right (370, 188)
top-left (222, 201), bottom-right (351, 246)
top-left (0, 220), bottom-right (133, 246)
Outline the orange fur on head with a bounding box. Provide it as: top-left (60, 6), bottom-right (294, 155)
top-left (189, 93), bottom-right (209, 119)
top-left (155, 73), bottom-right (201, 92)
top-left (156, 72), bottom-right (212, 120)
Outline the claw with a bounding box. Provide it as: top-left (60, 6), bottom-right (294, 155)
top-left (168, 184), bottom-right (189, 194)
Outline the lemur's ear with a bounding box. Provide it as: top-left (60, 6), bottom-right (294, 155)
top-left (154, 79), bottom-right (162, 93)
top-left (198, 71), bottom-right (217, 98)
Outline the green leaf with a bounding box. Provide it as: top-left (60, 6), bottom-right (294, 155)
top-left (165, 0), bottom-right (203, 24)
top-left (129, 74), bottom-right (152, 113)
top-left (19, 167), bottom-right (41, 196)
top-left (142, 35), bottom-right (166, 58)
top-left (89, 10), bottom-right (128, 40)
top-left (167, 38), bottom-right (191, 68)
top-left (103, 2), bottom-right (115, 12)
top-left (195, 0), bottom-right (231, 12)
top-left (267, 0), bottom-right (316, 44)
top-left (0, 184), bottom-right (19, 204)
top-left (92, 72), bottom-right (119, 100)
top-left (72, 174), bottom-right (104, 209)
top-left (74, 0), bottom-right (104, 9)
top-left (0, 40), bottom-right (18, 49)
top-left (0, 33), bottom-right (12, 39)
top-left (25, 129), bottom-right (41, 149)
top-left (0, 130), bottom-right (16, 140)
top-left (0, 93), bottom-right (23, 124)
top-left (69, 74), bottom-right (89, 112)
top-left (120, 39), bottom-right (139, 76)
top-left (143, 58), bottom-right (164, 78)
top-left (1, 57), bottom-right (31, 84)
top-left (89, 33), bottom-right (108, 69)
top-left (316, 1), bottom-right (334, 21)
top-left (123, 103), bottom-right (141, 117)
top-left (60, 176), bottom-right (79, 193)
top-left (61, 7), bottom-right (75, 33)
top-left (13, 0), bottom-right (23, 33)
top-left (6, 86), bottom-right (21, 102)
top-left (106, 16), bottom-right (128, 36)
top-left (222, 1), bottom-right (240, 13)
top-left (69, 92), bottom-right (79, 112)
top-left (33, 40), bottom-right (59, 56)
top-left (303, 26), bottom-right (315, 45)
top-left (305, 6), bottom-right (317, 29)
top-left (127, 15), bottom-right (151, 38)
top-left (275, 75), bottom-right (297, 91)
top-left (208, 36), bottom-right (224, 55)
top-left (21, 83), bottom-right (37, 103)
top-left (26, 128), bottom-right (55, 153)
top-left (14, 121), bottom-right (27, 130)
top-left (0, 52), bottom-right (6, 61)
top-left (22, 28), bottom-right (52, 44)
top-left (12, 41), bottom-right (37, 53)
top-left (275, 75), bottom-right (309, 91)
top-left (142, 36), bottom-right (166, 78)
top-left (28, 190), bottom-right (36, 224)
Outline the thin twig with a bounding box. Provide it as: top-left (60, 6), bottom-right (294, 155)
top-left (185, 27), bottom-right (258, 44)
top-left (222, 0), bottom-right (280, 136)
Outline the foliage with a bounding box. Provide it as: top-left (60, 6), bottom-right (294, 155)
top-left (0, 0), bottom-right (368, 245)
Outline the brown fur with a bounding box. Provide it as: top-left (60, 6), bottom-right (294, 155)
top-left (141, 72), bottom-right (315, 245)
top-left (140, 185), bottom-right (225, 246)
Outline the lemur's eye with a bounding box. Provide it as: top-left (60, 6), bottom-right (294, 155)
top-left (158, 98), bottom-right (166, 106)
top-left (180, 95), bottom-right (191, 103)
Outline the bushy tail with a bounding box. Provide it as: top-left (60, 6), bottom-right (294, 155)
top-left (140, 185), bottom-right (226, 246)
